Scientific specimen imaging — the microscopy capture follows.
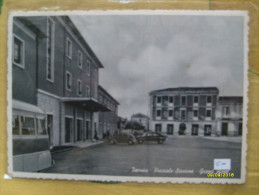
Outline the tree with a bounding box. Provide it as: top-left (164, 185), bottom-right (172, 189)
top-left (125, 120), bottom-right (144, 130)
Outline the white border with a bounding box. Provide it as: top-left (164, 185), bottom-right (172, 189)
top-left (7, 10), bottom-right (249, 184)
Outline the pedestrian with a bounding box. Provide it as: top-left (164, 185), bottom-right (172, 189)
top-left (94, 130), bottom-right (99, 141)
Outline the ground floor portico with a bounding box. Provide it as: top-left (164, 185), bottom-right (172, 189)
top-left (37, 90), bottom-right (110, 148)
top-left (216, 119), bottom-right (242, 136)
top-left (150, 120), bottom-right (217, 136)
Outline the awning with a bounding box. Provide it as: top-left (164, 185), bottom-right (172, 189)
top-left (61, 97), bottom-right (111, 112)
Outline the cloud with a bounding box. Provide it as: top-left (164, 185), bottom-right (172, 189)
top-left (70, 14), bottom-right (245, 118)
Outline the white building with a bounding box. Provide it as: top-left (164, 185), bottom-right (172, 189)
top-left (216, 97), bottom-right (243, 136)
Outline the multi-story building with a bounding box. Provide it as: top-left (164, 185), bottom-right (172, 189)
top-left (216, 97), bottom-right (243, 136)
top-left (149, 87), bottom-right (219, 136)
top-left (98, 86), bottom-right (119, 138)
top-left (131, 113), bottom-right (149, 130)
top-left (12, 16), bottom-right (113, 149)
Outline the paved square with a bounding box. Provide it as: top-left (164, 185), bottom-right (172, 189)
top-left (45, 136), bottom-right (241, 178)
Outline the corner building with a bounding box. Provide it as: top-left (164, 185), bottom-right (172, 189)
top-left (149, 87), bottom-right (219, 136)
top-left (98, 86), bottom-right (119, 138)
top-left (216, 97), bottom-right (243, 136)
top-left (12, 16), bottom-right (112, 148)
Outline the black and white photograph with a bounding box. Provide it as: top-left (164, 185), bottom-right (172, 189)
top-left (8, 10), bottom-right (248, 183)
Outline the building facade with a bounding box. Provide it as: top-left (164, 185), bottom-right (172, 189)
top-left (216, 97), bottom-right (243, 136)
top-left (12, 16), bottom-right (113, 149)
top-left (131, 113), bottom-right (149, 130)
top-left (98, 86), bottom-right (119, 138)
top-left (149, 87), bottom-right (219, 136)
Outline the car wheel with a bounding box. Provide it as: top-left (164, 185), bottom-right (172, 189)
top-left (157, 140), bottom-right (163, 144)
top-left (128, 140), bottom-right (133, 145)
top-left (138, 140), bottom-right (143, 144)
top-left (109, 140), bottom-right (115, 145)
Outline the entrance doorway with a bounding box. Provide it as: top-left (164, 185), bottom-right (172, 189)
top-left (204, 125), bottom-right (212, 136)
top-left (222, 123), bottom-right (228, 136)
top-left (192, 124), bottom-right (199, 136)
top-left (155, 124), bottom-right (162, 132)
top-left (65, 117), bottom-right (72, 143)
top-left (167, 124), bottom-right (174, 135)
top-left (47, 114), bottom-right (53, 146)
top-left (77, 119), bottom-right (83, 141)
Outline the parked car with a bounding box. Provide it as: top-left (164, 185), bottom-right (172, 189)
top-left (109, 133), bottom-right (137, 145)
top-left (136, 132), bottom-right (167, 144)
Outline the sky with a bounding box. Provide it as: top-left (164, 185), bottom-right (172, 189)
top-left (70, 13), bottom-right (245, 119)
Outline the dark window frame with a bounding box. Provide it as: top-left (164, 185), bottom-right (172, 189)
top-left (13, 35), bottom-right (25, 68)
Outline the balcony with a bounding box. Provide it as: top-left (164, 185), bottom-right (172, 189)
top-left (61, 97), bottom-right (111, 112)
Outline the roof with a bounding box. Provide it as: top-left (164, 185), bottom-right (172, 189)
top-left (150, 87), bottom-right (219, 95)
top-left (17, 18), bottom-right (47, 39)
top-left (98, 85), bottom-right (120, 105)
top-left (13, 99), bottom-right (45, 115)
top-left (61, 16), bottom-right (104, 68)
top-left (131, 113), bottom-right (149, 119)
top-left (218, 96), bottom-right (243, 103)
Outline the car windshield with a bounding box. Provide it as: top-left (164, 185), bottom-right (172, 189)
top-left (127, 133), bottom-right (134, 137)
top-left (155, 132), bottom-right (163, 136)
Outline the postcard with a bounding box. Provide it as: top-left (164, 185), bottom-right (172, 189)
top-left (7, 10), bottom-right (249, 183)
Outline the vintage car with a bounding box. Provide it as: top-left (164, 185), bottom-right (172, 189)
top-left (136, 132), bottom-right (167, 144)
top-left (109, 133), bottom-right (137, 145)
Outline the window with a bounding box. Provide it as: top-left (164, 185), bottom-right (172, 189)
top-left (207, 96), bottom-right (212, 103)
top-left (193, 110), bottom-right (198, 117)
top-left (156, 110), bottom-right (161, 117)
top-left (169, 110), bottom-right (173, 117)
top-left (86, 86), bottom-right (90, 97)
top-left (194, 96), bottom-right (199, 104)
top-left (87, 60), bottom-right (91, 75)
top-left (206, 110), bottom-right (211, 117)
top-left (12, 115), bottom-right (19, 135)
top-left (37, 118), bottom-right (47, 135)
top-left (169, 96), bottom-right (174, 103)
top-left (157, 97), bottom-right (161, 103)
top-left (181, 96), bottom-right (186, 106)
top-left (66, 37), bottom-right (72, 59)
top-left (21, 116), bottom-right (35, 135)
top-left (46, 18), bottom-right (55, 82)
top-left (162, 96), bottom-right (168, 105)
top-left (66, 71), bottom-right (72, 91)
top-left (223, 106), bottom-right (230, 116)
top-left (77, 80), bottom-right (82, 96)
top-left (78, 50), bottom-right (82, 68)
top-left (13, 35), bottom-right (24, 68)
top-left (181, 110), bottom-right (186, 120)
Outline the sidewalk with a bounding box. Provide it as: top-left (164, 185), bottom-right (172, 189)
top-left (51, 140), bottom-right (105, 154)
top-left (166, 135), bottom-right (242, 143)
top-left (75, 140), bottom-right (105, 149)
top-left (201, 136), bottom-right (242, 143)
